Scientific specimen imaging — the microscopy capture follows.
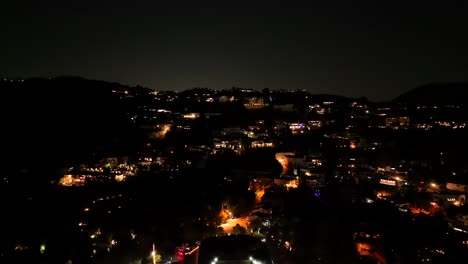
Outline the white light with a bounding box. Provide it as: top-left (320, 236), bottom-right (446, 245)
top-left (249, 256), bottom-right (264, 264)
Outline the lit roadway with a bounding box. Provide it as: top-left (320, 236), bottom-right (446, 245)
top-left (219, 217), bottom-right (249, 234)
top-left (219, 187), bottom-right (264, 234)
top-left (255, 188), bottom-right (265, 204)
top-left (355, 242), bottom-right (387, 264)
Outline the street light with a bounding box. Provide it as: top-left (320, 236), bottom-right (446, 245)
top-left (152, 243), bottom-right (156, 264)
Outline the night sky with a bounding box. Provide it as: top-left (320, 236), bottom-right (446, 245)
top-left (3, 3), bottom-right (468, 100)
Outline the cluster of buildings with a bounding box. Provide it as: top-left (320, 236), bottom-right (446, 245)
top-left (58, 159), bottom-right (136, 186)
top-left (43, 82), bottom-right (467, 263)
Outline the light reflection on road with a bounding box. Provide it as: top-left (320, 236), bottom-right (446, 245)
top-left (219, 217), bottom-right (249, 234)
top-left (219, 187), bottom-right (265, 234)
top-left (255, 188), bottom-right (265, 204)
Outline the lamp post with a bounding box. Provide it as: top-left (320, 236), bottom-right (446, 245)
top-left (152, 243), bottom-right (156, 264)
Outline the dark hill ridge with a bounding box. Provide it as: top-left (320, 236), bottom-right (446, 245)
top-left (393, 83), bottom-right (468, 106)
top-left (12, 76), bottom-right (147, 169)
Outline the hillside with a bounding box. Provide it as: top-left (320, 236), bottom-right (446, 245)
top-left (11, 77), bottom-right (148, 170)
top-left (393, 83), bottom-right (468, 105)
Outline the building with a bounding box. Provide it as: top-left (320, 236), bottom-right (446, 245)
top-left (433, 192), bottom-right (466, 207)
top-left (446, 181), bottom-right (468, 193)
top-left (244, 97), bottom-right (268, 110)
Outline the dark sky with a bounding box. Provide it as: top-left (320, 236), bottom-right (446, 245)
top-left (3, 2), bottom-right (468, 100)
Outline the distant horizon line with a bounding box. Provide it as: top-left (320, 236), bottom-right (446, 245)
top-left (4, 75), bottom-right (468, 103)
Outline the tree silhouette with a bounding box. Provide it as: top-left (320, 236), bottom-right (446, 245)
top-left (232, 224), bottom-right (247, 235)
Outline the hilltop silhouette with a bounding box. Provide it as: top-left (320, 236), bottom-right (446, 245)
top-left (12, 76), bottom-right (146, 170)
top-left (393, 83), bottom-right (468, 105)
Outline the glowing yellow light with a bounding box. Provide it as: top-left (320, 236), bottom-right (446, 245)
top-left (40, 244), bottom-right (46, 253)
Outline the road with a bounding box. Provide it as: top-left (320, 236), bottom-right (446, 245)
top-left (255, 188), bottom-right (265, 204)
top-left (219, 187), bottom-right (265, 234)
top-left (219, 217), bottom-right (249, 234)
top-left (355, 242), bottom-right (387, 264)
